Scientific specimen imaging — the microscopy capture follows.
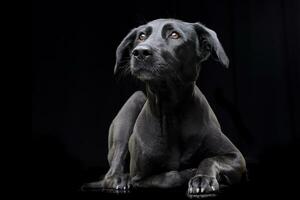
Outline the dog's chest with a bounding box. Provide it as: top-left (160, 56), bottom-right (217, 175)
top-left (137, 136), bottom-right (181, 172)
top-left (132, 105), bottom-right (182, 171)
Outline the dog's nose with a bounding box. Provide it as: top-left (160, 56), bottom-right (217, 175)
top-left (132, 47), bottom-right (152, 60)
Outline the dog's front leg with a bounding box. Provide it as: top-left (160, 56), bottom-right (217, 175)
top-left (82, 91), bottom-right (146, 192)
top-left (187, 133), bottom-right (246, 197)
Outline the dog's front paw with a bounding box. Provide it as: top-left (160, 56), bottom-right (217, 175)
top-left (187, 175), bottom-right (219, 198)
top-left (82, 174), bottom-right (132, 193)
top-left (104, 174), bottom-right (132, 193)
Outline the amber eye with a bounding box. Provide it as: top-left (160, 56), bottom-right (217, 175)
top-left (138, 33), bottom-right (147, 41)
top-left (170, 31), bottom-right (180, 39)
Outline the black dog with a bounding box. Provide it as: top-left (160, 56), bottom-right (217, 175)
top-left (83, 19), bottom-right (247, 198)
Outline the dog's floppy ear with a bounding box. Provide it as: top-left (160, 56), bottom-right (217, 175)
top-left (114, 28), bottom-right (138, 74)
top-left (193, 23), bottom-right (229, 68)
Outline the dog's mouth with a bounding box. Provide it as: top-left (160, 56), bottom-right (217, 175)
top-left (131, 66), bottom-right (156, 81)
top-left (130, 57), bottom-right (171, 81)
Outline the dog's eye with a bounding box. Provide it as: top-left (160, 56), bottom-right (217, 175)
top-left (138, 33), bottom-right (147, 41)
top-left (169, 31), bottom-right (180, 39)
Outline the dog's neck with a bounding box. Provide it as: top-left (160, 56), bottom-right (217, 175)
top-left (145, 80), bottom-right (195, 116)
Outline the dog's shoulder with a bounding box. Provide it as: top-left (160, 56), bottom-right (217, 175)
top-left (192, 86), bottom-right (221, 129)
top-left (193, 86), bottom-right (211, 109)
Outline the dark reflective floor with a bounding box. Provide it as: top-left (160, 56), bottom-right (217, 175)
top-left (32, 139), bottom-right (299, 199)
top-left (79, 184), bottom-right (246, 200)
top-left (32, 161), bottom-right (298, 200)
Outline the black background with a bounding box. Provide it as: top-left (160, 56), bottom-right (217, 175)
top-left (32, 0), bottom-right (300, 198)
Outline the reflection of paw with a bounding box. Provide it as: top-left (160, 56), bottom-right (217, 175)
top-left (187, 175), bottom-right (219, 198)
top-left (82, 174), bottom-right (132, 193)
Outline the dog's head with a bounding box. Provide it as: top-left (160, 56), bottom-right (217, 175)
top-left (114, 19), bottom-right (229, 83)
